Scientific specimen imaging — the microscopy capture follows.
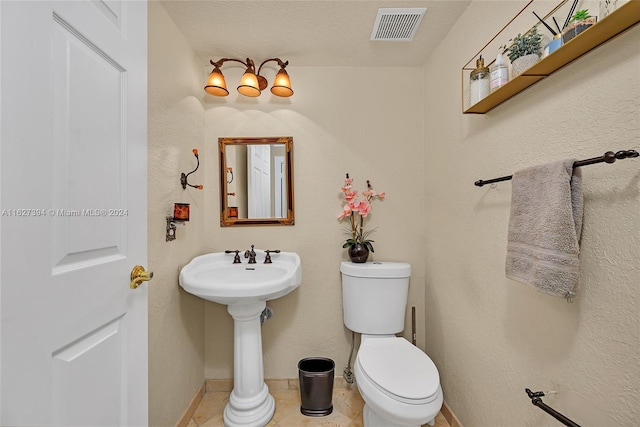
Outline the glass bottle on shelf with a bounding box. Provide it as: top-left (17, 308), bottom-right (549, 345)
top-left (469, 56), bottom-right (490, 105)
top-left (490, 51), bottom-right (509, 92)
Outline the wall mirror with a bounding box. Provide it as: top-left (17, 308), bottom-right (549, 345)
top-left (219, 136), bottom-right (294, 226)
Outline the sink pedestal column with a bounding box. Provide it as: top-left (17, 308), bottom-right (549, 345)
top-left (224, 301), bottom-right (275, 427)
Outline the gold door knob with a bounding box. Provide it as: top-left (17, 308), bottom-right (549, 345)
top-left (130, 265), bottom-right (154, 289)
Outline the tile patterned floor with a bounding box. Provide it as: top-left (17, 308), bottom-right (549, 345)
top-left (186, 379), bottom-right (451, 427)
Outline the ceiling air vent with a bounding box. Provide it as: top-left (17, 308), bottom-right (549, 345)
top-left (370, 8), bottom-right (427, 41)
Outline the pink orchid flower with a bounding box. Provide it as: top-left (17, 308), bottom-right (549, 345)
top-left (338, 204), bottom-right (352, 220)
top-left (357, 200), bottom-right (372, 217)
top-left (343, 190), bottom-right (358, 201)
top-left (338, 173), bottom-right (385, 252)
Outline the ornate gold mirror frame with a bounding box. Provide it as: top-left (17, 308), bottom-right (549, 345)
top-left (219, 136), bottom-right (294, 226)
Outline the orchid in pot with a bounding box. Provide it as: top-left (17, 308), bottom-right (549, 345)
top-left (338, 173), bottom-right (385, 263)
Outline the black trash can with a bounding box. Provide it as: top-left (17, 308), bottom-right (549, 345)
top-left (298, 357), bottom-right (335, 416)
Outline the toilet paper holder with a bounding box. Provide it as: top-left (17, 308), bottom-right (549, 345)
top-left (525, 388), bottom-right (581, 427)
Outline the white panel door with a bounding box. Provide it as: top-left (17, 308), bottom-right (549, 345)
top-left (248, 145), bottom-right (271, 218)
top-left (274, 156), bottom-right (286, 218)
top-left (0, 1), bottom-right (148, 425)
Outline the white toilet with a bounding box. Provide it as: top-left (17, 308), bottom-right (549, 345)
top-left (341, 261), bottom-right (443, 427)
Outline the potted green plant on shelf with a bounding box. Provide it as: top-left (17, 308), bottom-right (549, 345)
top-left (562, 9), bottom-right (597, 43)
top-left (502, 26), bottom-right (542, 76)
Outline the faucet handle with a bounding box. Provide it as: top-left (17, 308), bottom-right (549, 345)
top-left (225, 250), bottom-right (242, 264)
top-left (264, 249), bottom-right (281, 264)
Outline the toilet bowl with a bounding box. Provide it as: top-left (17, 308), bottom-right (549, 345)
top-left (340, 261), bottom-right (443, 427)
top-left (354, 335), bottom-right (443, 427)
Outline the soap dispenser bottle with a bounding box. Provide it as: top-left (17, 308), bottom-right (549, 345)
top-left (490, 51), bottom-right (509, 92)
top-left (469, 55), bottom-right (490, 105)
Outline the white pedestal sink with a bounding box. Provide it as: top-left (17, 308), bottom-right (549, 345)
top-left (179, 249), bottom-right (302, 427)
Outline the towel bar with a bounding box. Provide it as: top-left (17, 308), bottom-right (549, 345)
top-left (475, 149), bottom-right (639, 187)
top-left (525, 389), bottom-right (581, 427)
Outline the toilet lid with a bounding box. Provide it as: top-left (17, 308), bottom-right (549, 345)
top-left (358, 337), bottom-right (440, 402)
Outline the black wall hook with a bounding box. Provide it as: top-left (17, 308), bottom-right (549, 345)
top-left (181, 148), bottom-right (203, 190)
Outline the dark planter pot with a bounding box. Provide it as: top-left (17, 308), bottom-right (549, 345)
top-left (348, 243), bottom-right (369, 263)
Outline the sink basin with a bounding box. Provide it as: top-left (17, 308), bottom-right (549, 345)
top-left (179, 250), bottom-right (302, 305)
top-left (180, 249), bottom-right (302, 426)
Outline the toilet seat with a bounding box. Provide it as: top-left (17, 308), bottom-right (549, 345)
top-left (357, 337), bottom-right (440, 405)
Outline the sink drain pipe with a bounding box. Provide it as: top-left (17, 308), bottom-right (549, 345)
top-left (260, 306), bottom-right (273, 325)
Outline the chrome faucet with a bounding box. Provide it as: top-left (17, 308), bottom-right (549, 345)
top-left (244, 245), bottom-right (257, 264)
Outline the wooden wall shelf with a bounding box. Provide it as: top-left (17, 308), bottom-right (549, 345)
top-left (463, 0), bottom-right (640, 114)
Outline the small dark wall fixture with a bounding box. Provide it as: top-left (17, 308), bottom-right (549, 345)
top-left (166, 217), bottom-right (177, 242)
top-left (173, 203), bottom-right (190, 221)
top-left (166, 205), bottom-right (189, 242)
top-left (181, 148), bottom-right (203, 190)
top-left (168, 149), bottom-right (203, 241)
top-left (525, 389), bottom-right (581, 427)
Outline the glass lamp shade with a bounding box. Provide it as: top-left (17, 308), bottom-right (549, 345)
top-left (270, 69), bottom-right (293, 97)
top-left (237, 70), bottom-right (261, 97)
top-left (204, 68), bottom-right (229, 96)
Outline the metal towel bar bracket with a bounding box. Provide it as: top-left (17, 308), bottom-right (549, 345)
top-left (475, 149), bottom-right (639, 187)
top-left (525, 388), bottom-right (582, 427)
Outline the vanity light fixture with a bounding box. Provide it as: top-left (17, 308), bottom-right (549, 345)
top-left (204, 57), bottom-right (293, 97)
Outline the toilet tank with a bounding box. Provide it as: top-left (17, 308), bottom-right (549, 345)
top-left (340, 262), bottom-right (411, 335)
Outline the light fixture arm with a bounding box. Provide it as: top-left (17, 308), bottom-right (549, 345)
top-left (210, 58), bottom-right (253, 70)
top-left (256, 58), bottom-right (288, 76)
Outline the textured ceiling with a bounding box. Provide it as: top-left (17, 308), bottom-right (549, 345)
top-left (160, 0), bottom-right (471, 67)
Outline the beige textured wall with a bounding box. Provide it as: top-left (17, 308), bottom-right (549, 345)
top-left (423, 2), bottom-right (640, 426)
top-left (149, 2), bottom-right (638, 425)
top-left (148, 3), bottom-right (206, 425)
top-left (201, 66), bottom-right (427, 379)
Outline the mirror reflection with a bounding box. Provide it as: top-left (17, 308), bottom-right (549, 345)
top-left (219, 137), bottom-right (294, 226)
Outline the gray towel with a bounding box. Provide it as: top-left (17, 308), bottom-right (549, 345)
top-left (505, 159), bottom-right (583, 300)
